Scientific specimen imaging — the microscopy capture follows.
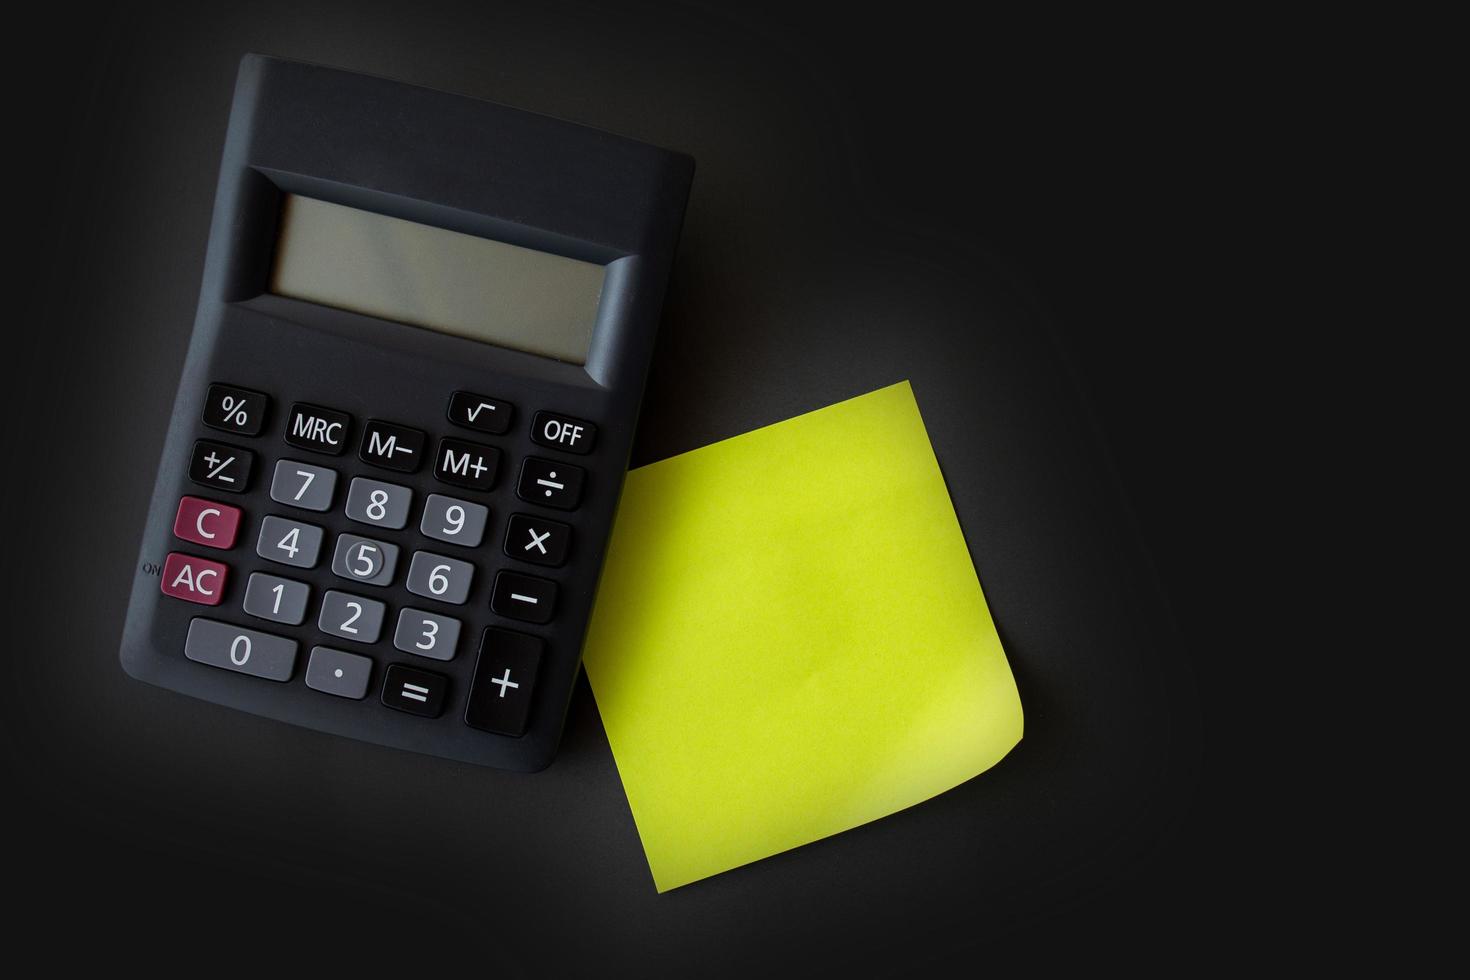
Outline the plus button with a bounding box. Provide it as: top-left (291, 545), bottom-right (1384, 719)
top-left (490, 668), bottom-right (520, 698)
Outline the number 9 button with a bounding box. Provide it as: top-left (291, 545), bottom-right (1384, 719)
top-left (420, 493), bottom-right (487, 547)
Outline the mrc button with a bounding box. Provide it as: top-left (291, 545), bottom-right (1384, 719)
top-left (530, 411), bottom-right (596, 454)
top-left (285, 403), bottom-right (351, 455)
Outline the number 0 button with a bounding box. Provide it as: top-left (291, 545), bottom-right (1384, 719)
top-left (406, 551), bottom-right (474, 605)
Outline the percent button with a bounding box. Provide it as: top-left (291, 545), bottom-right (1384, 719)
top-left (203, 383), bottom-right (268, 437)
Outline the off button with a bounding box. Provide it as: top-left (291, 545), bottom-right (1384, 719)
top-left (530, 411), bottom-right (596, 455)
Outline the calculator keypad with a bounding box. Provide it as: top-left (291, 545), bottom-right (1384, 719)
top-left (332, 534), bottom-right (399, 586)
top-left (162, 379), bottom-right (606, 747)
top-left (344, 477), bottom-right (413, 530)
top-left (257, 516), bottom-right (325, 569)
top-left (270, 460), bottom-right (338, 512)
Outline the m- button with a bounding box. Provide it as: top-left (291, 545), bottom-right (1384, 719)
top-left (530, 411), bottom-right (596, 455)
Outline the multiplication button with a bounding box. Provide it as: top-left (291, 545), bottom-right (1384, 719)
top-left (504, 514), bottom-right (571, 567)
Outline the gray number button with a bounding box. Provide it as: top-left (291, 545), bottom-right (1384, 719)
top-left (242, 573), bottom-right (311, 625)
top-left (305, 646), bottom-right (373, 700)
top-left (405, 551), bottom-right (474, 605)
top-left (318, 590), bottom-right (386, 643)
top-left (331, 533), bottom-right (398, 586)
top-left (269, 460), bottom-right (338, 512)
top-left (393, 608), bottom-right (462, 661)
top-left (345, 477), bottom-right (413, 530)
top-left (184, 618), bottom-right (298, 682)
top-left (257, 515), bottom-right (325, 568)
top-left (420, 494), bottom-right (488, 547)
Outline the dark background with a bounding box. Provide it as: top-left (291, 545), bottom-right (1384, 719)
top-left (3, 1), bottom-right (1293, 972)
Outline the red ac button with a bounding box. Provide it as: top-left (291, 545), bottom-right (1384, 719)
top-left (160, 552), bottom-right (229, 606)
top-left (174, 496), bottom-right (242, 549)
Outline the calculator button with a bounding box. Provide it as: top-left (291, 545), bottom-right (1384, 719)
top-left (318, 590), bottom-right (387, 643)
top-left (184, 618), bottom-right (297, 682)
top-left (331, 533), bottom-right (399, 586)
top-left (189, 439), bottom-right (254, 493)
top-left (420, 494), bottom-right (488, 548)
top-left (516, 457), bottom-right (584, 510)
top-left (173, 496), bottom-right (242, 550)
top-left (504, 514), bottom-right (571, 567)
top-left (305, 646), bottom-right (374, 700)
top-left (242, 573), bottom-right (311, 626)
top-left (530, 411), bottom-right (597, 455)
top-left (344, 477), bottom-right (413, 530)
top-left (202, 383), bottom-right (268, 436)
top-left (359, 419), bottom-right (426, 473)
top-left (465, 628), bottom-right (542, 736)
top-left (448, 391), bottom-right (513, 435)
top-left (160, 553), bottom-right (229, 606)
top-left (394, 608), bottom-right (462, 662)
top-left (257, 516), bottom-right (325, 569)
top-left (490, 571), bottom-right (557, 624)
top-left (434, 437), bottom-right (499, 492)
top-left (285, 403), bottom-right (351, 455)
top-left (269, 460), bottom-right (338, 512)
top-left (405, 551), bottom-right (475, 605)
top-left (381, 663), bottom-right (449, 718)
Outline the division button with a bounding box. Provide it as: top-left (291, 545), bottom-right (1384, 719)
top-left (359, 419), bottom-right (426, 473)
top-left (285, 402), bottom-right (351, 455)
top-left (202, 383), bottom-right (268, 436)
top-left (305, 646), bottom-right (374, 700)
top-left (490, 571), bottom-right (557, 624)
top-left (434, 437), bottom-right (500, 492)
top-left (381, 663), bottom-right (449, 718)
top-left (160, 552), bottom-right (229, 606)
top-left (184, 618), bottom-right (297, 682)
top-left (516, 457), bottom-right (584, 510)
top-left (465, 627), bottom-right (543, 736)
top-left (503, 513), bottom-right (571, 567)
top-left (530, 411), bottom-right (596, 454)
top-left (448, 391), bottom-right (513, 435)
top-left (189, 439), bottom-right (255, 494)
top-left (173, 496), bottom-right (242, 550)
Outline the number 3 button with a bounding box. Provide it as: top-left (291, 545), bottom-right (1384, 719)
top-left (394, 608), bottom-right (462, 661)
top-left (406, 551), bottom-right (474, 605)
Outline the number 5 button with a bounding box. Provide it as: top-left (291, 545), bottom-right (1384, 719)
top-left (331, 533), bottom-right (399, 586)
top-left (406, 551), bottom-right (474, 605)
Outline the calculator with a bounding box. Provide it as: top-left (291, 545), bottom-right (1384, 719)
top-left (119, 55), bottom-right (693, 771)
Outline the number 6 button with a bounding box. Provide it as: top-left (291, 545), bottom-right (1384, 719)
top-left (406, 551), bottom-right (474, 605)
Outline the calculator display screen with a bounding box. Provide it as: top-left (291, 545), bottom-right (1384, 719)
top-left (269, 195), bottom-right (605, 364)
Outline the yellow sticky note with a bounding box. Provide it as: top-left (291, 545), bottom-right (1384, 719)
top-left (583, 381), bottom-right (1023, 892)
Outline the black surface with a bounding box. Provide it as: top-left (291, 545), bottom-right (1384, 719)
top-left (1, 0), bottom-right (1289, 972)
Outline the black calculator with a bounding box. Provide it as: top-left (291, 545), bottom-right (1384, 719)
top-left (119, 55), bottom-right (693, 771)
